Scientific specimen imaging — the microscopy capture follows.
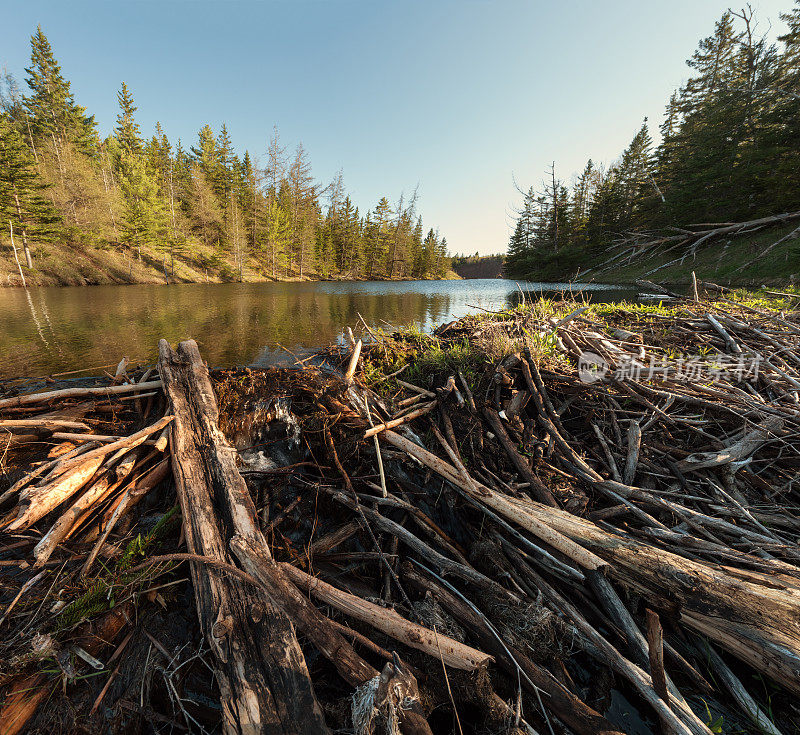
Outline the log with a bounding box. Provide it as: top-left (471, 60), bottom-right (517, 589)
top-left (0, 419), bottom-right (91, 433)
top-left (32, 469), bottom-right (125, 565)
top-left (645, 609), bottom-right (668, 701)
top-left (280, 563), bottom-right (492, 671)
top-left (6, 455), bottom-right (104, 531)
top-left (230, 533), bottom-right (378, 687)
top-left (380, 429), bottom-right (607, 571)
top-left (678, 416), bottom-right (782, 472)
top-left (509, 493), bottom-right (800, 697)
top-left (158, 338), bottom-right (329, 735)
top-left (0, 380), bottom-right (163, 409)
top-left (0, 441), bottom-right (99, 505)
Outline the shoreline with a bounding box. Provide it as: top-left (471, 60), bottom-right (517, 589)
top-left (0, 271), bottom-right (464, 290)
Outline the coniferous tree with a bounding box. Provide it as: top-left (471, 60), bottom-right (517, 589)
top-left (114, 83), bottom-right (142, 155)
top-left (3, 26), bottom-right (450, 283)
top-left (110, 84), bottom-right (166, 259)
top-left (0, 112), bottom-right (60, 266)
top-left (24, 27), bottom-right (97, 153)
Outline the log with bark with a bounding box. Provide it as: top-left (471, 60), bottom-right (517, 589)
top-left (158, 338), bottom-right (329, 735)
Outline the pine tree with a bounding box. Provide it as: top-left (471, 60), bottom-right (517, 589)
top-left (0, 112), bottom-right (60, 267)
top-left (191, 125), bottom-right (220, 193)
top-left (504, 219), bottom-right (529, 276)
top-left (765, 1), bottom-right (800, 211)
top-left (364, 197), bottom-right (392, 277)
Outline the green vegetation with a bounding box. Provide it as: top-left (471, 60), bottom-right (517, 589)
top-left (56, 507), bottom-right (179, 632)
top-left (505, 2), bottom-right (800, 284)
top-left (0, 28), bottom-right (451, 287)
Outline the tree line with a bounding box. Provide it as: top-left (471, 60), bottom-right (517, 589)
top-left (0, 28), bottom-right (451, 282)
top-left (506, 2), bottom-right (800, 280)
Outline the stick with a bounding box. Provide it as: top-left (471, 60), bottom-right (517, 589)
top-left (483, 407), bottom-right (558, 507)
top-left (344, 339), bottom-right (362, 384)
top-left (623, 420), bottom-right (641, 486)
top-left (364, 401), bottom-right (436, 438)
top-left (230, 534), bottom-right (378, 687)
top-left (645, 609), bottom-right (668, 702)
top-left (698, 642), bottom-right (784, 735)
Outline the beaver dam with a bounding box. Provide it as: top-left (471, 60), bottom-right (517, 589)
top-left (1, 285), bottom-right (800, 735)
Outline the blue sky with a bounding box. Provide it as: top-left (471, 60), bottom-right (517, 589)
top-left (1, 0), bottom-right (793, 255)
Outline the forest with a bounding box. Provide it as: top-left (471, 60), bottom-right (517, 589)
top-left (505, 2), bottom-right (800, 282)
top-left (0, 28), bottom-right (452, 286)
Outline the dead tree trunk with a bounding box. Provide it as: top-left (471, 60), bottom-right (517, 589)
top-left (158, 339), bottom-right (329, 735)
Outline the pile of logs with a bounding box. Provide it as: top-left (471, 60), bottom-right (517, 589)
top-left (1, 291), bottom-right (800, 734)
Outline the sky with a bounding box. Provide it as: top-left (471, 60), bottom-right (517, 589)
top-left (1, 0), bottom-right (793, 256)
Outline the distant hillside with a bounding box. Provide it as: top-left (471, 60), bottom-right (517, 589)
top-left (451, 254), bottom-right (505, 279)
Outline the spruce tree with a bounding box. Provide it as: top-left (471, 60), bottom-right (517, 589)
top-left (115, 83), bottom-right (142, 154)
top-left (24, 26), bottom-right (96, 153)
top-left (0, 112), bottom-right (60, 266)
top-left (110, 85), bottom-right (166, 259)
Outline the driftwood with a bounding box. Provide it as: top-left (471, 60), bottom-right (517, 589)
top-left (5, 416), bottom-right (172, 531)
top-left (0, 419), bottom-right (91, 433)
top-left (281, 563), bottom-right (492, 671)
top-left (6, 454), bottom-right (105, 531)
top-left (32, 469), bottom-right (125, 566)
top-left (0, 379), bottom-right (163, 409)
top-left (158, 338), bottom-right (328, 735)
top-left (230, 533), bottom-right (378, 687)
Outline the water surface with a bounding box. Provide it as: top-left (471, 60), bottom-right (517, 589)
top-left (0, 279), bottom-right (636, 378)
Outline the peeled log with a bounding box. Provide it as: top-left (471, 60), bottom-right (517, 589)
top-left (0, 419), bottom-right (91, 433)
top-left (281, 563), bottom-right (493, 671)
top-left (7, 455), bottom-right (104, 530)
top-left (0, 380), bottom-right (163, 409)
top-left (509, 494), bottom-right (800, 697)
top-left (33, 468), bottom-right (127, 566)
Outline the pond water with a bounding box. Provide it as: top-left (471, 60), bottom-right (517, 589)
top-left (0, 279), bottom-right (637, 378)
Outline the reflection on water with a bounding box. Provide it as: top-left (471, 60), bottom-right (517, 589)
top-left (0, 279), bottom-right (637, 378)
